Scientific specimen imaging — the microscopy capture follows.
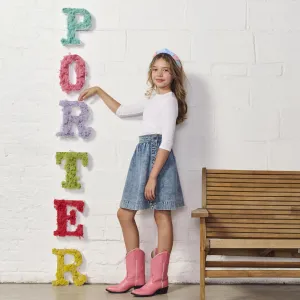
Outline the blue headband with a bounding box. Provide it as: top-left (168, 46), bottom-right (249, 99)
top-left (153, 48), bottom-right (182, 68)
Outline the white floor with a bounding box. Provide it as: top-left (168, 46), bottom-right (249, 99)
top-left (1, 284), bottom-right (300, 300)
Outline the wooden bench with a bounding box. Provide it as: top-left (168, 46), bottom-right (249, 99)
top-left (191, 168), bottom-right (300, 300)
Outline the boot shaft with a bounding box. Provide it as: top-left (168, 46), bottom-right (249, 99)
top-left (130, 250), bottom-right (170, 297)
top-left (150, 251), bottom-right (170, 283)
top-left (126, 248), bottom-right (145, 283)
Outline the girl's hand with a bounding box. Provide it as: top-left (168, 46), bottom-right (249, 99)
top-left (144, 177), bottom-right (157, 201)
top-left (78, 86), bottom-right (99, 101)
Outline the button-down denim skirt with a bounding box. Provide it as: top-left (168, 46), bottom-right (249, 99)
top-left (120, 134), bottom-right (184, 211)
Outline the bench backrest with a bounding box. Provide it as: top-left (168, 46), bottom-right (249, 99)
top-left (203, 168), bottom-right (300, 239)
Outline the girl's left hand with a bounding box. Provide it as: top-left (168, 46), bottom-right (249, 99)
top-left (144, 177), bottom-right (157, 201)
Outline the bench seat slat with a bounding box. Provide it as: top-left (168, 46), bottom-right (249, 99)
top-left (208, 182), bottom-right (300, 188)
top-left (207, 174), bottom-right (300, 179)
top-left (207, 232), bottom-right (300, 238)
top-left (207, 200), bottom-right (300, 205)
top-left (206, 270), bottom-right (300, 278)
top-left (208, 178), bottom-right (300, 184)
top-left (207, 227), bottom-right (300, 234)
top-left (209, 238), bottom-right (300, 248)
top-left (209, 209), bottom-right (300, 215)
top-left (207, 222), bottom-right (300, 229)
top-left (209, 214), bottom-right (300, 220)
top-left (206, 170), bottom-right (300, 175)
top-left (207, 261), bottom-right (300, 268)
top-left (208, 195), bottom-right (300, 200)
top-left (207, 205), bottom-right (300, 210)
top-left (207, 191), bottom-right (300, 196)
top-left (208, 187), bottom-right (300, 192)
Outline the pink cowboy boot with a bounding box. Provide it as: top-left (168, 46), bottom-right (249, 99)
top-left (106, 248), bottom-right (145, 293)
top-left (131, 250), bottom-right (170, 297)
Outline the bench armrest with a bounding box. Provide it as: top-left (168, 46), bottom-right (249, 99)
top-left (191, 208), bottom-right (209, 218)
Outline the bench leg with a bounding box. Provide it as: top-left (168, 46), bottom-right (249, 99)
top-left (200, 248), bottom-right (206, 300)
top-left (200, 219), bottom-right (206, 300)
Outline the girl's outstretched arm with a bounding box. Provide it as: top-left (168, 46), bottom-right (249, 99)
top-left (78, 86), bottom-right (145, 117)
top-left (96, 87), bottom-right (121, 113)
top-left (78, 86), bottom-right (121, 113)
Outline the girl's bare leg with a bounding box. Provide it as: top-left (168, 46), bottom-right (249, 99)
top-left (154, 210), bottom-right (173, 254)
top-left (117, 208), bottom-right (139, 252)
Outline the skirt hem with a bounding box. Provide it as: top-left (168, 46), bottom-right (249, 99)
top-left (120, 200), bottom-right (185, 211)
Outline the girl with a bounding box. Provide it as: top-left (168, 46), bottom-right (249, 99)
top-left (78, 48), bottom-right (187, 297)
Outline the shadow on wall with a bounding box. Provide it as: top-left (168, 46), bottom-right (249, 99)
top-left (175, 73), bottom-right (213, 282)
top-left (172, 72), bottom-right (213, 212)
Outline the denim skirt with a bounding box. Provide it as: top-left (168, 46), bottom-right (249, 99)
top-left (120, 134), bottom-right (184, 211)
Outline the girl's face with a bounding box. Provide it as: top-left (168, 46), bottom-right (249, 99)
top-left (151, 58), bottom-right (173, 92)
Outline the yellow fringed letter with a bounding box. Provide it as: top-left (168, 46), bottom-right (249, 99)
top-left (52, 248), bottom-right (87, 286)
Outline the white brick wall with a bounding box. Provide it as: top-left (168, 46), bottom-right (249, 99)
top-left (1, 0), bottom-right (300, 284)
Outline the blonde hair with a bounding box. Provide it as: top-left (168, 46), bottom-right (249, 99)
top-left (145, 53), bottom-right (188, 125)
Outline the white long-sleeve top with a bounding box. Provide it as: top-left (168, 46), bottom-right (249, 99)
top-left (115, 91), bottom-right (178, 151)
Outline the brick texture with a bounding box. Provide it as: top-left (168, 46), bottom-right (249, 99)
top-left (0, 0), bottom-right (299, 284)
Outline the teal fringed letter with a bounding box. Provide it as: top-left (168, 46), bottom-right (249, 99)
top-left (61, 8), bottom-right (92, 46)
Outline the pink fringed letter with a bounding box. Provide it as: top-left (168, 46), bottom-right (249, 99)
top-left (59, 54), bottom-right (86, 93)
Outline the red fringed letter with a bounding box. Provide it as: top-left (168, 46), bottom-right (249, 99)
top-left (54, 199), bottom-right (84, 237)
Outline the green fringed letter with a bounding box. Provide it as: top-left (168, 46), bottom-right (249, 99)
top-left (56, 152), bottom-right (88, 189)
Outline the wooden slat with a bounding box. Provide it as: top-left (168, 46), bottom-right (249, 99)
top-left (206, 270), bottom-right (300, 278)
top-left (207, 228), bottom-right (300, 234)
top-left (207, 200), bottom-right (300, 206)
top-left (207, 178), bottom-right (300, 184)
top-left (209, 213), bottom-right (300, 220)
top-left (207, 195), bottom-right (300, 200)
top-left (209, 239), bottom-right (300, 249)
top-left (208, 187), bottom-right (300, 192)
top-left (208, 182), bottom-right (300, 188)
top-left (207, 205), bottom-right (300, 210)
top-left (209, 209), bottom-right (300, 215)
top-left (207, 218), bottom-right (300, 224)
top-left (206, 261), bottom-right (300, 268)
top-left (207, 191), bottom-right (300, 196)
top-left (207, 223), bottom-right (300, 229)
top-left (209, 248), bottom-right (300, 257)
top-left (207, 232), bottom-right (300, 238)
top-left (207, 174), bottom-right (300, 179)
top-left (206, 169), bottom-right (300, 175)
